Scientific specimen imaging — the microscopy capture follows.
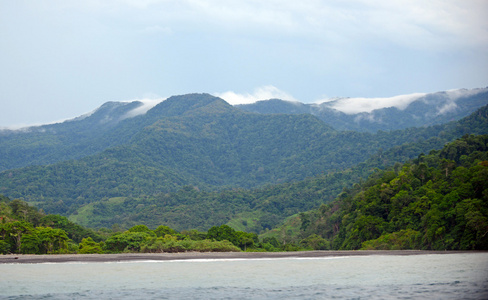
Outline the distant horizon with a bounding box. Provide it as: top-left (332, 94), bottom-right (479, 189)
top-left (1, 86), bottom-right (486, 130)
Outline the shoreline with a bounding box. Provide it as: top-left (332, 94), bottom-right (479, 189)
top-left (1, 250), bottom-right (484, 264)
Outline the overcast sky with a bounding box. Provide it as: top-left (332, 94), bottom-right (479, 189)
top-left (1, 0), bottom-right (487, 128)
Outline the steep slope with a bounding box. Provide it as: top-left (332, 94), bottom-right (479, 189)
top-left (238, 88), bottom-right (488, 132)
top-left (0, 94), bottom-right (220, 172)
top-left (295, 134), bottom-right (488, 250)
top-left (0, 100), bottom-right (148, 171)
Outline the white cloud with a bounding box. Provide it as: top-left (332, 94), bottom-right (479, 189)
top-left (317, 87), bottom-right (488, 114)
top-left (319, 93), bottom-right (427, 114)
top-left (122, 98), bottom-right (166, 118)
top-left (435, 88), bottom-right (488, 115)
top-left (436, 102), bottom-right (458, 115)
top-left (445, 87), bottom-right (487, 100)
top-left (215, 86), bottom-right (297, 105)
top-left (41, 0), bottom-right (488, 50)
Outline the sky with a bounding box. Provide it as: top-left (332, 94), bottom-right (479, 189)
top-left (1, 0), bottom-right (487, 128)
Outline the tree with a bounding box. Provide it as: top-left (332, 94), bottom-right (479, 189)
top-left (6, 221), bottom-right (33, 252)
top-left (127, 224), bottom-right (151, 233)
top-left (300, 234), bottom-right (329, 250)
top-left (207, 225), bottom-right (237, 245)
top-left (234, 231), bottom-right (257, 250)
top-left (36, 227), bottom-right (69, 254)
top-left (0, 240), bottom-right (10, 254)
top-left (78, 237), bottom-right (104, 254)
top-left (441, 159), bottom-right (456, 178)
top-left (20, 227), bottom-right (69, 254)
top-left (154, 225), bottom-right (178, 237)
top-left (103, 231), bottom-right (154, 253)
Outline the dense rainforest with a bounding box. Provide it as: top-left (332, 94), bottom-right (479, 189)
top-left (1, 135), bottom-right (487, 254)
top-left (1, 98), bottom-right (487, 231)
top-left (294, 134), bottom-right (488, 250)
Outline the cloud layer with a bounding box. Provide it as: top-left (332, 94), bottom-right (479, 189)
top-left (321, 93), bottom-right (427, 114)
top-left (122, 98), bottom-right (166, 118)
top-left (81, 0), bottom-right (488, 50)
top-left (215, 86), bottom-right (297, 105)
top-left (318, 88), bottom-right (487, 114)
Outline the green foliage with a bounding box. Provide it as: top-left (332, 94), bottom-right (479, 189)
top-left (127, 224), bottom-right (152, 233)
top-left (206, 224), bottom-right (258, 250)
top-left (20, 227), bottom-right (69, 254)
top-left (103, 231), bottom-right (154, 253)
top-left (0, 195), bottom-right (264, 254)
top-left (78, 237), bottom-right (104, 254)
top-left (154, 225), bottom-right (178, 237)
top-left (0, 240), bottom-right (10, 254)
top-left (180, 229), bottom-right (207, 241)
top-left (207, 225), bottom-right (238, 244)
top-left (4, 221), bottom-right (34, 252)
top-left (0, 210), bottom-right (249, 255)
top-left (40, 214), bottom-right (102, 243)
top-left (300, 134), bottom-right (488, 250)
top-left (5, 199), bottom-right (44, 225)
top-left (140, 236), bottom-right (241, 253)
top-left (299, 234), bottom-right (330, 250)
top-left (361, 229), bottom-right (422, 250)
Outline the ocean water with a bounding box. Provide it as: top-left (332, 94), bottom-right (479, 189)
top-left (1, 253), bottom-right (487, 299)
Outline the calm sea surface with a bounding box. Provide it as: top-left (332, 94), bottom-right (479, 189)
top-left (1, 253), bottom-right (487, 299)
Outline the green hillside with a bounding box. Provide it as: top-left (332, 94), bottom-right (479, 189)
top-left (291, 134), bottom-right (488, 250)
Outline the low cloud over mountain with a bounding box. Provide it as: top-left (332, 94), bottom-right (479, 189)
top-left (238, 87), bottom-right (488, 132)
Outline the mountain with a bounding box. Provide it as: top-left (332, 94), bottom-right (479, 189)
top-left (0, 100), bottom-right (146, 171)
top-left (237, 88), bottom-right (488, 132)
top-left (1, 91), bottom-right (487, 229)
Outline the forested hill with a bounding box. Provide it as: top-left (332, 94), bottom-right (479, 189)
top-left (0, 94), bottom-right (234, 171)
top-left (0, 100), bottom-right (145, 171)
top-left (295, 134), bottom-right (488, 250)
top-left (238, 87), bottom-right (488, 132)
top-left (0, 96), bottom-right (487, 229)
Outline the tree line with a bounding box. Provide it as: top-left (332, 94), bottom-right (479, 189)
top-left (0, 196), bottom-right (318, 254)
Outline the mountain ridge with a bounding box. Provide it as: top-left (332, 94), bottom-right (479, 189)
top-left (237, 87), bottom-right (488, 132)
top-left (1, 87), bottom-right (485, 172)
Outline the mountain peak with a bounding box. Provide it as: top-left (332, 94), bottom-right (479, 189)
top-left (147, 93), bottom-right (233, 117)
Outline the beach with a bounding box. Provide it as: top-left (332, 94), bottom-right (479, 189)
top-left (0, 250), bottom-right (479, 264)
